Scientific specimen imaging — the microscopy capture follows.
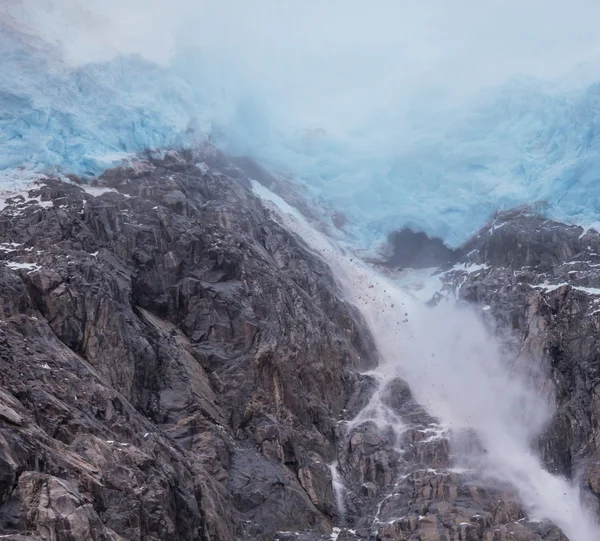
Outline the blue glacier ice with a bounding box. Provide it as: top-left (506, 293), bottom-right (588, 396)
top-left (216, 78), bottom-right (600, 249)
top-left (0, 27), bottom-right (213, 177)
top-left (3, 24), bottom-right (600, 250)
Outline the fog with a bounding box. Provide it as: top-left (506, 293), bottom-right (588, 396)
top-left (7, 0), bottom-right (600, 129)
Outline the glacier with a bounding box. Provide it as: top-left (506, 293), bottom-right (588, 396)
top-left (225, 79), bottom-right (600, 249)
top-left (3, 23), bottom-right (600, 250)
top-left (0, 27), bottom-right (214, 178)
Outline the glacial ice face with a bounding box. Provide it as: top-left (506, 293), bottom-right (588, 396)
top-left (219, 79), bottom-right (600, 249)
top-left (0, 28), bottom-right (209, 177)
top-left (3, 24), bottom-right (600, 249)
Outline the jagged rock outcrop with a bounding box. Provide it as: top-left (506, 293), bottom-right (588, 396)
top-left (450, 207), bottom-right (600, 512)
top-left (0, 153), bottom-right (598, 541)
top-left (0, 147), bottom-right (376, 540)
top-left (386, 229), bottom-right (457, 270)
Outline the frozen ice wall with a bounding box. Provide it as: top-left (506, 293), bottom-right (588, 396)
top-left (0, 25), bottom-right (214, 177)
top-left (4, 0), bottom-right (600, 249)
top-left (231, 79), bottom-right (600, 249)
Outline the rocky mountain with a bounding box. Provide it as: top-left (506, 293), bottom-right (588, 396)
top-left (0, 146), bottom-right (598, 541)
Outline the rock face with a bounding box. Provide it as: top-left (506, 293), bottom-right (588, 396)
top-left (0, 151), bottom-right (598, 541)
top-left (0, 147), bottom-right (375, 540)
top-left (453, 207), bottom-right (600, 509)
top-left (386, 229), bottom-right (457, 269)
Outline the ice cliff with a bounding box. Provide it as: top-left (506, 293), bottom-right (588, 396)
top-left (2, 24), bottom-right (600, 249)
top-left (0, 28), bottom-right (209, 179)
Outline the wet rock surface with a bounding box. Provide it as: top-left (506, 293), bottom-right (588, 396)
top-left (0, 153), bottom-right (596, 541)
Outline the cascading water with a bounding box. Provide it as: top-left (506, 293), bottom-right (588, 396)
top-left (251, 180), bottom-right (600, 541)
top-left (329, 462), bottom-right (347, 522)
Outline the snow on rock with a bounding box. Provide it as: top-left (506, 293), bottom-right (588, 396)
top-left (0, 243), bottom-right (22, 252)
top-left (6, 262), bottom-right (40, 273)
top-left (534, 282), bottom-right (600, 295)
top-left (80, 186), bottom-right (120, 197)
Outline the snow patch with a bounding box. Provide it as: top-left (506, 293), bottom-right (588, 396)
top-left (446, 262), bottom-right (490, 273)
top-left (6, 262), bottom-right (40, 273)
top-left (28, 195), bottom-right (53, 208)
top-left (80, 186), bottom-right (120, 197)
top-left (0, 243), bottom-right (21, 252)
top-left (534, 282), bottom-right (600, 295)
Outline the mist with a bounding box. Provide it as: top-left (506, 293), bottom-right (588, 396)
top-left (253, 180), bottom-right (600, 541)
top-left (7, 0), bottom-right (600, 129)
top-left (5, 0), bottom-right (600, 244)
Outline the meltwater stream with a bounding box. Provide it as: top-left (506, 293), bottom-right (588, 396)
top-left (252, 181), bottom-right (600, 541)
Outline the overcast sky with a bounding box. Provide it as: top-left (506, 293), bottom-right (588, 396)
top-left (6, 0), bottom-right (600, 129)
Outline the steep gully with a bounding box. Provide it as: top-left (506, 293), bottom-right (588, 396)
top-left (0, 147), bottom-right (598, 540)
top-left (254, 181), bottom-right (600, 541)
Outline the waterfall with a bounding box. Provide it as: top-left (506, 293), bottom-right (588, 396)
top-left (329, 462), bottom-right (347, 522)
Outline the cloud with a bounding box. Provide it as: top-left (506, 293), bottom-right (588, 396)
top-left (7, 0), bottom-right (600, 130)
top-left (1, 0), bottom-right (179, 65)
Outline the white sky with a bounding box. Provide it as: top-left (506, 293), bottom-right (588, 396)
top-left (5, 0), bottom-right (600, 129)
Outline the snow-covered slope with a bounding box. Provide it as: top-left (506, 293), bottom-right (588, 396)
top-left (3, 23), bottom-right (600, 250)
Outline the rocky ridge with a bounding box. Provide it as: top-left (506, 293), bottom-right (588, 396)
top-left (0, 147), bottom-right (376, 540)
top-left (0, 149), bottom-right (597, 540)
